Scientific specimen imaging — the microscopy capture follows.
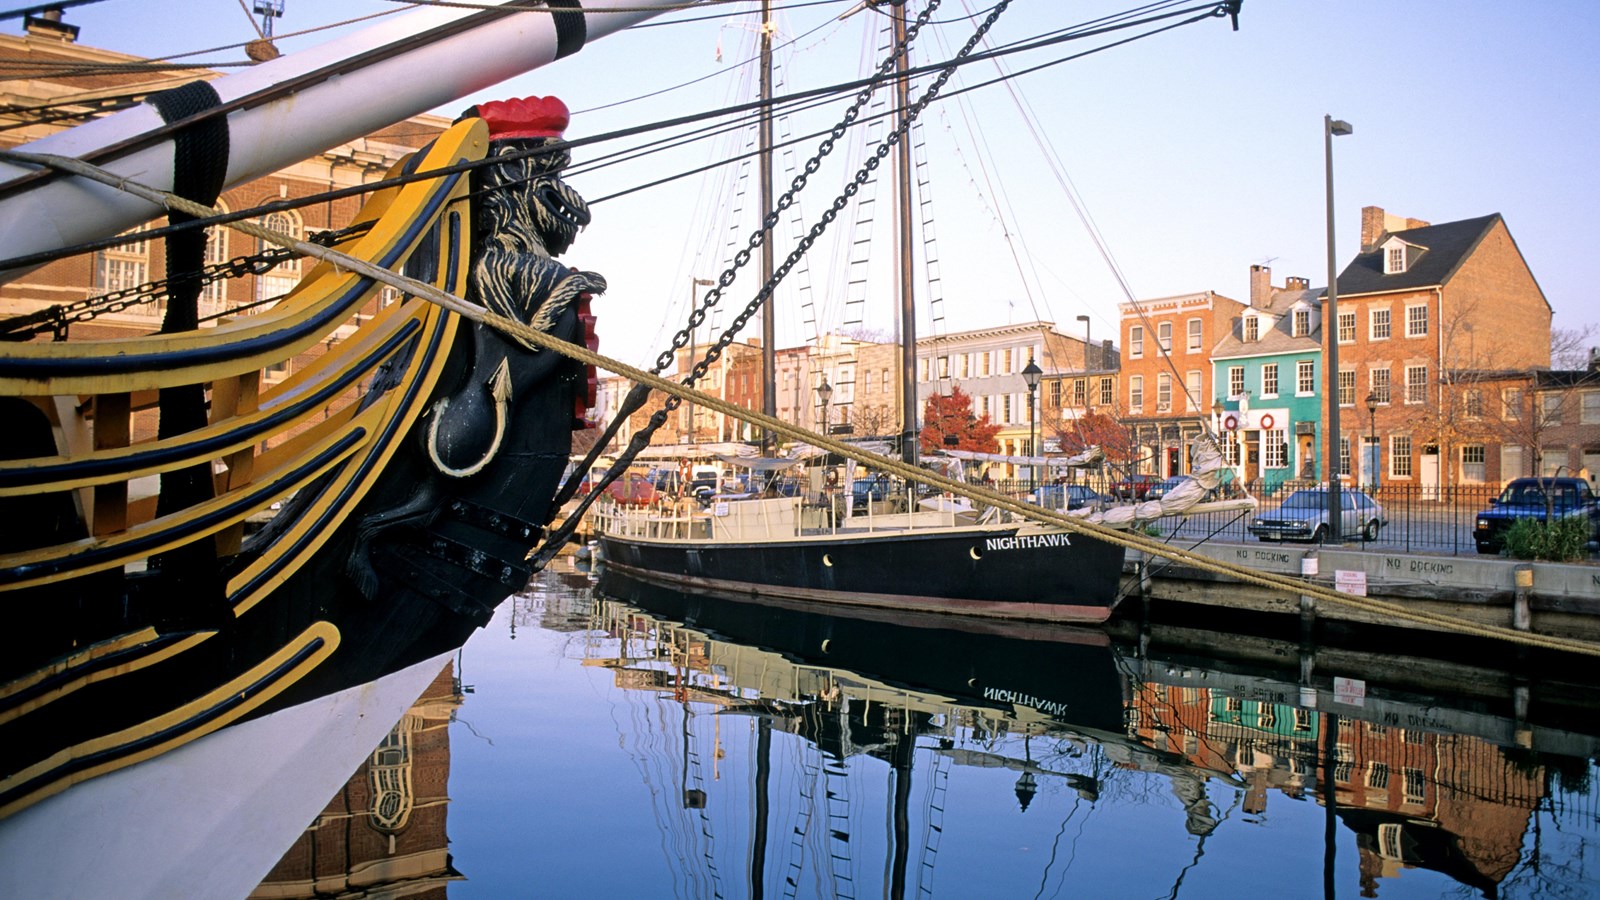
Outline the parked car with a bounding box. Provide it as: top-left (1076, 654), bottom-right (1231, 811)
top-left (1109, 473), bottom-right (1161, 500)
top-left (851, 476), bottom-right (893, 512)
top-left (1028, 483), bottom-right (1108, 511)
top-left (1145, 476), bottom-right (1188, 501)
top-left (1473, 476), bottom-right (1600, 555)
top-left (1146, 471), bottom-right (1237, 503)
top-left (1248, 488), bottom-right (1385, 543)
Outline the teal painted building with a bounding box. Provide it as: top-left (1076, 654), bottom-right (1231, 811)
top-left (1210, 268), bottom-right (1327, 491)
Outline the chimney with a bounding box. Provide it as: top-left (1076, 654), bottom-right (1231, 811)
top-left (1589, 347), bottom-right (1599, 373)
top-left (1360, 206), bottom-right (1386, 253)
top-left (1285, 276), bottom-right (1309, 291)
top-left (24, 7), bottom-right (79, 42)
top-left (1249, 264), bottom-right (1272, 308)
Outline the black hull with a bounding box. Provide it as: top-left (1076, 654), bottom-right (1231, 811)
top-left (594, 567), bottom-right (1128, 734)
top-left (597, 524), bottom-right (1126, 624)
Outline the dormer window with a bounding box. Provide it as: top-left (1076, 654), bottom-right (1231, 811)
top-left (1381, 237), bottom-right (1412, 275)
top-left (1243, 316), bottom-right (1259, 342)
top-left (1293, 307), bottom-right (1311, 337)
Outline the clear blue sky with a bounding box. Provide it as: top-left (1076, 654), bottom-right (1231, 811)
top-left (17, 1), bottom-right (1600, 369)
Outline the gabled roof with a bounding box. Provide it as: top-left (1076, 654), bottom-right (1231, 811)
top-left (1330, 213), bottom-right (1501, 296)
top-left (1212, 287), bottom-right (1323, 360)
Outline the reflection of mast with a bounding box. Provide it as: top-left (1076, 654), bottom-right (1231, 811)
top-left (752, 717), bottom-right (771, 899)
top-left (889, 726), bottom-right (914, 900)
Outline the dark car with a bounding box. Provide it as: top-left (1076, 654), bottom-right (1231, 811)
top-left (851, 477), bottom-right (893, 512)
top-left (1028, 483), bottom-right (1108, 511)
top-left (1473, 476), bottom-right (1600, 555)
top-left (1109, 473), bottom-right (1161, 500)
top-left (1248, 488), bottom-right (1385, 543)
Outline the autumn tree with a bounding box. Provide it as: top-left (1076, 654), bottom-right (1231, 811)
top-left (1055, 410), bottom-right (1138, 466)
top-left (919, 385), bottom-right (1000, 453)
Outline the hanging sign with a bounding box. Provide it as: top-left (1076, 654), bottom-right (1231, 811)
top-left (1260, 413), bottom-right (1275, 430)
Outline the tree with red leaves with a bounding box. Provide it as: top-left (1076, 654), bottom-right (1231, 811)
top-left (1056, 410), bottom-right (1137, 465)
top-left (919, 386), bottom-right (1001, 453)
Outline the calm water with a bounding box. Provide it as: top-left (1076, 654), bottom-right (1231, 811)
top-left (255, 560), bottom-right (1600, 899)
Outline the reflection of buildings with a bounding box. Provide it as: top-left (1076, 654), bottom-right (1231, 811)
top-left (1123, 678), bottom-right (1552, 897)
top-left (249, 663), bottom-right (465, 899)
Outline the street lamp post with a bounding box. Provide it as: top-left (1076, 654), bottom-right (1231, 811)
top-left (1022, 357), bottom-right (1043, 490)
top-left (1365, 391), bottom-right (1379, 494)
top-left (1077, 314), bottom-right (1092, 371)
top-left (817, 376), bottom-right (832, 434)
top-left (1323, 114), bottom-right (1353, 535)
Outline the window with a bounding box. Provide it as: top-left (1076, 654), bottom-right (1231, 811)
top-left (1129, 375), bottom-right (1144, 410)
top-left (1243, 316), bottom-right (1259, 342)
top-left (1379, 824), bottom-right (1404, 860)
top-left (1187, 318), bottom-right (1202, 352)
top-left (937, 355), bottom-right (949, 378)
top-left (1542, 393), bottom-right (1563, 425)
top-left (979, 353), bottom-right (991, 376)
top-left (1465, 389), bottom-right (1484, 418)
top-left (1462, 444), bottom-right (1486, 482)
top-left (1367, 762), bottom-right (1390, 790)
top-left (1405, 303), bottom-right (1429, 337)
top-left (881, 368), bottom-right (889, 392)
top-left (1293, 308), bottom-right (1311, 337)
top-left (1000, 348), bottom-right (1013, 375)
top-left (918, 358), bottom-right (929, 381)
top-left (1185, 371), bottom-right (1202, 412)
top-left (1072, 378), bottom-right (1086, 405)
top-left (863, 369), bottom-right (873, 393)
top-left (1130, 326), bottom-right (1144, 358)
top-left (1338, 436), bottom-right (1350, 477)
top-left (1048, 378), bottom-right (1061, 408)
top-left (1584, 391), bottom-right (1600, 425)
top-left (1002, 394), bottom-right (1013, 424)
top-left (1502, 444), bottom-right (1524, 479)
top-left (1297, 360), bottom-right (1315, 395)
top-left (1405, 365), bottom-right (1428, 404)
top-left (958, 354), bottom-right (969, 379)
top-left (1403, 769), bottom-right (1426, 804)
top-left (1338, 310), bottom-right (1356, 344)
top-left (1502, 388), bottom-right (1523, 420)
top-left (1370, 367), bottom-right (1391, 404)
top-left (1157, 321), bottom-right (1172, 352)
top-left (1229, 366), bottom-right (1245, 399)
top-left (1370, 308), bottom-right (1391, 340)
top-left (94, 226), bottom-right (151, 313)
top-left (1338, 369), bottom-right (1355, 407)
top-left (200, 212), bottom-right (229, 313)
top-left (1391, 435), bottom-right (1413, 477)
top-left (1261, 363), bottom-right (1279, 398)
top-left (1099, 377), bottom-right (1113, 406)
top-left (1386, 245), bottom-right (1405, 274)
top-left (1157, 373), bottom-right (1172, 410)
top-left (255, 211), bottom-right (303, 302)
top-left (1265, 429), bottom-right (1286, 468)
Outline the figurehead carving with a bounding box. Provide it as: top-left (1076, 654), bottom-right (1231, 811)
top-left (346, 96), bottom-right (602, 609)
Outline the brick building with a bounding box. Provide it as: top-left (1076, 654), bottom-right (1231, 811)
top-left (1325, 207), bottom-right (1552, 492)
top-left (1119, 290), bottom-right (1246, 477)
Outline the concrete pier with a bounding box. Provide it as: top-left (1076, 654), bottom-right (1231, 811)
top-left (1126, 541), bottom-right (1600, 644)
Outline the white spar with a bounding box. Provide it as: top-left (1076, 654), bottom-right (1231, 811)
top-left (0, 0), bottom-right (689, 282)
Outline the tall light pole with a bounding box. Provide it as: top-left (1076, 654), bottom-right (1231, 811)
top-left (1323, 114), bottom-right (1352, 535)
top-left (817, 376), bottom-right (832, 434)
top-left (1022, 357), bottom-right (1043, 490)
top-left (685, 276), bottom-right (714, 445)
top-left (1077, 314), bottom-right (1092, 371)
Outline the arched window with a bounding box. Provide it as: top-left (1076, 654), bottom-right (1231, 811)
top-left (93, 225), bottom-right (152, 315)
top-left (254, 209), bottom-right (303, 304)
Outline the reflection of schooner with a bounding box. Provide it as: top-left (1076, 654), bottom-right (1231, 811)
top-left (588, 568), bottom-right (1600, 898)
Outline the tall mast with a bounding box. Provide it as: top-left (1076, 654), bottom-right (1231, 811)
top-left (894, 7), bottom-right (918, 465)
top-left (759, 0), bottom-right (778, 453)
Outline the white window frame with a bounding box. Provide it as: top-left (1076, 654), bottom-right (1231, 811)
top-left (1229, 366), bottom-right (1245, 399)
top-left (1405, 302), bottom-right (1429, 338)
top-left (1129, 375), bottom-right (1144, 411)
top-left (1385, 245), bottom-right (1405, 274)
top-left (1338, 310), bottom-right (1356, 344)
top-left (1405, 365), bottom-right (1427, 404)
top-left (1157, 321), bottom-right (1172, 353)
top-left (1370, 367), bottom-right (1391, 405)
top-left (1187, 318), bottom-right (1202, 352)
top-left (1296, 360), bottom-right (1315, 396)
top-left (1293, 307), bottom-right (1311, 337)
top-left (1130, 326), bottom-right (1144, 359)
top-left (1261, 363), bottom-right (1279, 399)
top-left (1370, 307), bottom-right (1391, 341)
top-left (1243, 316), bottom-right (1259, 343)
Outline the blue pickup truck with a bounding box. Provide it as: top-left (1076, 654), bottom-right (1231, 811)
top-left (1473, 476), bottom-right (1600, 555)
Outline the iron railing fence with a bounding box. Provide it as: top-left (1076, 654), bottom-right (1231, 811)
top-left (962, 476), bottom-right (1594, 560)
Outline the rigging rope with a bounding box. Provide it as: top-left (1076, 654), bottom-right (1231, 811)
top-left (14, 146), bottom-right (1600, 661)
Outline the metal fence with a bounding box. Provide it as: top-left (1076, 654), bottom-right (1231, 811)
top-left (972, 476), bottom-right (1553, 559)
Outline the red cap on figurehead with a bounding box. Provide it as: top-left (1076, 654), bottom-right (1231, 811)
top-left (477, 96), bottom-right (569, 140)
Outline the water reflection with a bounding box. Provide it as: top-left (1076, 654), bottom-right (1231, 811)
top-left (573, 565), bottom-right (1600, 899)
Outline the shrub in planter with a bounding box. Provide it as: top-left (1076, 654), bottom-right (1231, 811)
top-left (1503, 516), bottom-right (1591, 562)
